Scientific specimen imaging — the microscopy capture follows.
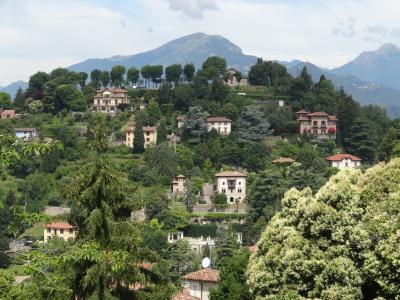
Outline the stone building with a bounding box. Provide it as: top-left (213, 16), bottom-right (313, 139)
top-left (215, 171), bottom-right (246, 204)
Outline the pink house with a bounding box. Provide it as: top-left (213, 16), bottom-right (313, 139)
top-left (297, 110), bottom-right (337, 140)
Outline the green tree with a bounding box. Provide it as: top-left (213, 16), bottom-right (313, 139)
top-left (183, 63), bottom-right (195, 82)
top-left (210, 79), bottom-right (229, 103)
top-left (144, 143), bottom-right (177, 178)
top-left (90, 69), bottom-right (102, 89)
top-left (378, 127), bottom-right (400, 161)
top-left (165, 64), bottom-right (183, 84)
top-left (157, 119), bottom-right (167, 144)
top-left (77, 72), bottom-right (88, 89)
top-left (174, 84), bottom-right (195, 111)
top-left (133, 117), bottom-right (145, 153)
top-left (209, 250), bottom-right (252, 300)
top-left (13, 87), bottom-right (26, 112)
top-left (28, 71), bottom-right (50, 97)
top-left (0, 92), bottom-right (12, 109)
top-left (150, 65), bottom-right (163, 88)
top-left (141, 65), bottom-right (152, 88)
top-left (202, 56), bottom-right (227, 78)
top-left (127, 67), bottom-right (140, 86)
top-left (56, 84), bottom-right (87, 111)
top-left (99, 70), bottom-right (110, 88)
top-left (110, 65), bottom-right (126, 87)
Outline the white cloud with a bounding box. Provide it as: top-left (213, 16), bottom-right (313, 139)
top-left (163, 0), bottom-right (218, 19)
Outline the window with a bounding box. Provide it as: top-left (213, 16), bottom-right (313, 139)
top-left (146, 138), bottom-right (150, 142)
top-left (313, 121), bottom-right (318, 126)
top-left (238, 188), bottom-right (242, 193)
top-left (230, 197), bottom-right (234, 203)
top-left (60, 229), bottom-right (64, 234)
top-left (146, 132), bottom-right (150, 136)
top-left (218, 127), bottom-right (221, 132)
top-left (70, 229), bottom-right (74, 234)
top-left (238, 181), bottom-right (241, 185)
top-left (222, 188), bottom-right (226, 193)
top-left (224, 127), bottom-right (227, 133)
top-left (53, 229), bottom-right (57, 234)
top-left (222, 182), bottom-right (225, 185)
top-left (47, 228), bottom-right (51, 233)
top-left (345, 162), bottom-right (348, 167)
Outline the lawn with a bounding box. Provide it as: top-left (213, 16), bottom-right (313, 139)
top-left (19, 223), bottom-right (44, 241)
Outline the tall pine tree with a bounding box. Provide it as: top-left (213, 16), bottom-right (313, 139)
top-left (133, 117), bottom-right (145, 153)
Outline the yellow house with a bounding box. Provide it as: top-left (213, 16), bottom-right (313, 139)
top-left (124, 125), bottom-right (157, 148)
top-left (44, 222), bottom-right (76, 242)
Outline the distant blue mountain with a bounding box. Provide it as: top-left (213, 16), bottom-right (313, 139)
top-left (0, 80), bottom-right (28, 99)
top-left (68, 32), bottom-right (258, 73)
top-left (332, 43), bottom-right (400, 91)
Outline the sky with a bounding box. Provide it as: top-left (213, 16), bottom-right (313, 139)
top-left (1, 0), bottom-right (400, 85)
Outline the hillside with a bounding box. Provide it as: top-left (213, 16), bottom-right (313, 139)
top-left (68, 32), bottom-right (257, 73)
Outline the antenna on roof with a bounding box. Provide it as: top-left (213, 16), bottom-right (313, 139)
top-left (201, 257), bottom-right (211, 269)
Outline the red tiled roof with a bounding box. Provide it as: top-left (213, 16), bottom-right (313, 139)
top-left (296, 109), bottom-right (309, 114)
top-left (143, 126), bottom-right (156, 132)
top-left (14, 127), bottom-right (36, 132)
top-left (184, 268), bottom-right (220, 283)
top-left (173, 288), bottom-right (201, 300)
top-left (207, 117), bottom-right (232, 122)
top-left (328, 116), bottom-right (338, 121)
top-left (45, 222), bottom-right (75, 229)
top-left (307, 112), bottom-right (329, 117)
top-left (215, 170), bottom-right (246, 177)
top-left (325, 153), bottom-right (362, 161)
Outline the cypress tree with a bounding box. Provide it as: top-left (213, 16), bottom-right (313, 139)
top-left (157, 119), bottom-right (167, 144)
top-left (134, 117), bottom-right (145, 153)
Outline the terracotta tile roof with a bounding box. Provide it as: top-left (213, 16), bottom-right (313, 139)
top-left (249, 244), bottom-right (257, 254)
top-left (207, 116), bottom-right (232, 122)
top-left (307, 112), bottom-right (329, 117)
top-left (296, 109), bottom-right (309, 114)
top-left (215, 170), bottom-right (246, 177)
top-left (14, 127), bottom-right (36, 132)
top-left (328, 115), bottom-right (338, 121)
top-left (45, 222), bottom-right (75, 229)
top-left (173, 288), bottom-right (201, 300)
top-left (176, 115), bottom-right (186, 121)
top-left (272, 157), bottom-right (295, 164)
top-left (325, 153), bottom-right (362, 161)
top-left (143, 126), bottom-right (157, 132)
top-left (184, 268), bottom-right (220, 283)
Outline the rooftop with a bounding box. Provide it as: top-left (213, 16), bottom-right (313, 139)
top-left (325, 153), bottom-right (362, 161)
top-left (183, 268), bottom-right (220, 283)
top-left (272, 157), bottom-right (296, 164)
top-left (173, 288), bottom-right (201, 300)
top-left (143, 126), bottom-right (157, 132)
top-left (207, 116), bottom-right (232, 122)
top-left (176, 115), bottom-right (186, 121)
top-left (96, 87), bottom-right (128, 93)
top-left (45, 222), bottom-right (75, 229)
top-left (14, 127), bottom-right (37, 132)
top-left (215, 170), bottom-right (246, 177)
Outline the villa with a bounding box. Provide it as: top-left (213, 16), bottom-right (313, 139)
top-left (326, 153), bottom-right (362, 169)
top-left (93, 88), bottom-right (130, 115)
top-left (44, 222), bottom-right (76, 242)
top-left (206, 117), bottom-right (232, 135)
top-left (215, 170), bottom-right (246, 204)
top-left (297, 110), bottom-right (337, 140)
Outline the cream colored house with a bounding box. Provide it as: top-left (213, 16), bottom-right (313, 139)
top-left (124, 125), bottom-right (157, 148)
top-left (225, 67), bottom-right (248, 87)
top-left (171, 175), bottom-right (186, 195)
top-left (176, 115), bottom-right (186, 128)
top-left (183, 269), bottom-right (220, 300)
top-left (0, 108), bottom-right (16, 119)
top-left (93, 88), bottom-right (130, 115)
top-left (44, 222), bottom-right (76, 242)
top-left (215, 171), bottom-right (246, 204)
top-left (326, 153), bottom-right (362, 169)
top-left (207, 117), bottom-right (232, 135)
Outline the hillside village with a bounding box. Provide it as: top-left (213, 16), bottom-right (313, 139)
top-left (1, 54), bottom-right (400, 300)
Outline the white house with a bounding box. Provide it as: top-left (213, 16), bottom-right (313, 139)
top-left (14, 128), bottom-right (39, 141)
top-left (215, 171), bottom-right (246, 204)
top-left (325, 153), bottom-right (362, 169)
top-left (176, 115), bottom-right (186, 128)
top-left (183, 268), bottom-right (220, 300)
top-left (206, 117), bottom-right (232, 135)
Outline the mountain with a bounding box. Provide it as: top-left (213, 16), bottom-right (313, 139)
top-left (0, 80), bottom-right (28, 98)
top-left (332, 43), bottom-right (400, 90)
top-left (283, 60), bottom-right (400, 117)
top-left (68, 32), bottom-right (257, 73)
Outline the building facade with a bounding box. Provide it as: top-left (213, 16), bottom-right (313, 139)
top-left (14, 128), bottom-right (39, 141)
top-left (0, 109), bottom-right (16, 119)
top-left (297, 110), bottom-right (337, 140)
top-left (206, 117), bottom-right (232, 135)
top-left (183, 269), bottom-right (220, 300)
top-left (44, 222), bottom-right (76, 242)
top-left (215, 171), bottom-right (246, 203)
top-left (125, 125), bottom-right (157, 148)
top-left (326, 153), bottom-right (362, 169)
top-left (171, 175), bottom-right (186, 195)
top-left (93, 88), bottom-right (130, 115)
